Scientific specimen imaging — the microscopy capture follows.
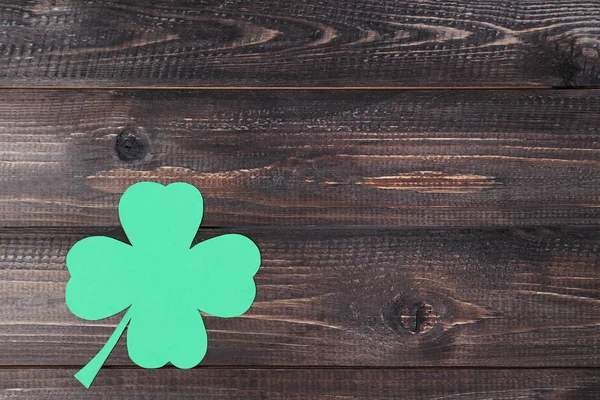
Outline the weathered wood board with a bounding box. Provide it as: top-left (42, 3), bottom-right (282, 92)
top-left (1, 227), bottom-right (599, 367)
top-left (0, 89), bottom-right (598, 227)
top-left (2, 368), bottom-right (599, 399)
top-left (1, 1), bottom-right (600, 87)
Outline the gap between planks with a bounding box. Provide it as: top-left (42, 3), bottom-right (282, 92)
top-left (2, 366), bottom-right (600, 371)
top-left (0, 85), bottom-right (585, 91)
top-left (0, 225), bottom-right (598, 233)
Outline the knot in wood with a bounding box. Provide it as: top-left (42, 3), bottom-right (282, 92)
top-left (383, 297), bottom-right (438, 335)
top-left (400, 302), bottom-right (436, 334)
top-left (115, 130), bottom-right (148, 161)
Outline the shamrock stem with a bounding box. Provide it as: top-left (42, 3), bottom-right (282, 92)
top-left (75, 308), bottom-right (133, 389)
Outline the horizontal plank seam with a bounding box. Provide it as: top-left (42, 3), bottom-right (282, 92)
top-left (2, 366), bottom-right (600, 370)
top-left (0, 224), bottom-right (600, 236)
top-left (0, 85), bottom-right (595, 91)
top-left (0, 225), bottom-right (598, 232)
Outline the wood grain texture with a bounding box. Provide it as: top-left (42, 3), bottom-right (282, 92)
top-left (2, 368), bottom-right (599, 399)
top-left (1, 0), bottom-right (600, 87)
top-left (0, 89), bottom-right (599, 227)
top-left (1, 227), bottom-right (599, 366)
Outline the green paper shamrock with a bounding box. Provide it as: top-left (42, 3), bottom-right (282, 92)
top-left (65, 182), bottom-right (261, 388)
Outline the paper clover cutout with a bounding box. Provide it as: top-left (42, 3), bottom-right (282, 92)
top-left (65, 182), bottom-right (261, 388)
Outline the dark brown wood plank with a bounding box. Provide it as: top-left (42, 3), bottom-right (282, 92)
top-left (0, 89), bottom-right (599, 227)
top-left (2, 227), bottom-right (600, 366)
top-left (1, 1), bottom-right (600, 87)
top-left (2, 368), bottom-right (599, 399)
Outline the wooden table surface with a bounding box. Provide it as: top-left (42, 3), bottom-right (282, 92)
top-left (1, 1), bottom-right (600, 399)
